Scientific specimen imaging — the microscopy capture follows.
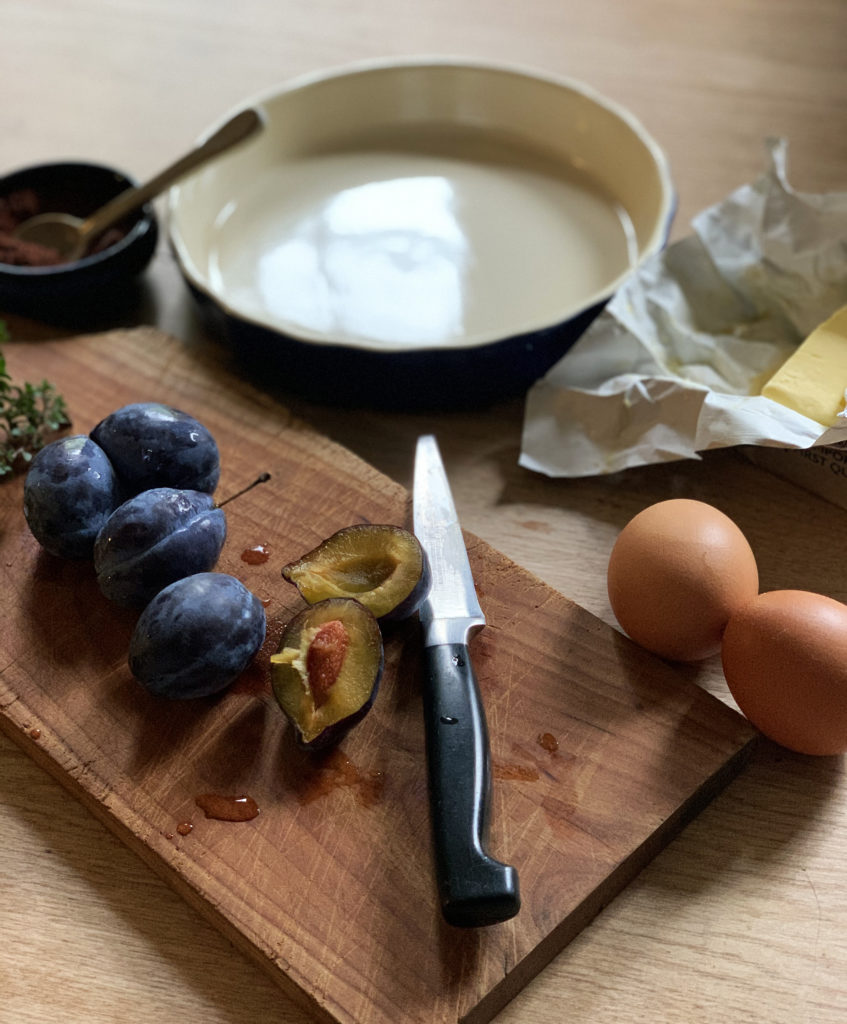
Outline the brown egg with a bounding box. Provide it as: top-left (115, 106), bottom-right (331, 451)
top-left (607, 498), bottom-right (759, 662)
top-left (721, 589), bottom-right (847, 755)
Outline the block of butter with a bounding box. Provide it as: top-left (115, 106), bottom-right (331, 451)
top-left (761, 305), bottom-right (847, 425)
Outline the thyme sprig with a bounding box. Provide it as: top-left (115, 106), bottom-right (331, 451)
top-left (0, 321), bottom-right (70, 476)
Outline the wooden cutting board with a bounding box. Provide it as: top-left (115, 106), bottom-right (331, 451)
top-left (0, 327), bottom-right (756, 1024)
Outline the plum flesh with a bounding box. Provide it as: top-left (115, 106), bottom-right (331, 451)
top-left (281, 524), bottom-right (431, 621)
top-left (129, 572), bottom-right (266, 699)
top-left (94, 487), bottom-right (227, 607)
top-left (270, 598), bottom-right (384, 749)
top-left (90, 402), bottom-right (220, 495)
top-left (23, 435), bottom-right (122, 559)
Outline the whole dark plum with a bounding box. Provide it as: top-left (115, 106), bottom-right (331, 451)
top-left (94, 488), bottom-right (227, 607)
top-left (129, 572), bottom-right (266, 699)
top-left (23, 435), bottom-right (122, 559)
top-left (90, 402), bottom-right (220, 495)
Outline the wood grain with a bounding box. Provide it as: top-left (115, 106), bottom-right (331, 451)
top-left (1, 328), bottom-right (755, 1024)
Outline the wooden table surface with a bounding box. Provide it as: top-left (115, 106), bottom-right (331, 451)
top-left (3, 1), bottom-right (847, 1022)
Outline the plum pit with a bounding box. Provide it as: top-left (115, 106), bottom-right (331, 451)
top-left (306, 619), bottom-right (349, 708)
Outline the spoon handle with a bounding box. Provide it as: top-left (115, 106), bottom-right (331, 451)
top-left (79, 107), bottom-right (263, 243)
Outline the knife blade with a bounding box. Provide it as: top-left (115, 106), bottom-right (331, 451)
top-left (413, 434), bottom-right (520, 928)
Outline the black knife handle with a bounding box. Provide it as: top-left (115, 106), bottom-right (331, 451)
top-left (422, 642), bottom-right (520, 927)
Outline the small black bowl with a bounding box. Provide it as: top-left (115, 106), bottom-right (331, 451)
top-left (0, 161), bottom-right (158, 323)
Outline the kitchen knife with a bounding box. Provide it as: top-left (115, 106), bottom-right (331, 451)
top-left (413, 434), bottom-right (520, 928)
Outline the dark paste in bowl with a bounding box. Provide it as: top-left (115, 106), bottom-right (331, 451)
top-left (0, 161), bottom-right (158, 321)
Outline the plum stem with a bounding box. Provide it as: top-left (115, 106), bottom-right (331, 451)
top-left (216, 472), bottom-right (271, 508)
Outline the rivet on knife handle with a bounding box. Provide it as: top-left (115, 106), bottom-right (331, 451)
top-left (413, 434), bottom-right (520, 927)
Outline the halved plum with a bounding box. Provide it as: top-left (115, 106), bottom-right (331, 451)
top-left (270, 598), bottom-right (384, 749)
top-left (281, 524), bottom-right (431, 622)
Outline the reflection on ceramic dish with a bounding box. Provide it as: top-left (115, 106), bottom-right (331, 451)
top-left (206, 144), bottom-right (637, 349)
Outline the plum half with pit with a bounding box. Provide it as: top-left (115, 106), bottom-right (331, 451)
top-left (281, 524), bottom-right (431, 622)
top-left (270, 598), bottom-right (384, 749)
top-left (23, 434), bottom-right (122, 559)
top-left (129, 572), bottom-right (266, 699)
top-left (90, 402), bottom-right (220, 495)
top-left (94, 487), bottom-right (227, 607)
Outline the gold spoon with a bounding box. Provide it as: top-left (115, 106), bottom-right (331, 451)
top-left (14, 107), bottom-right (263, 262)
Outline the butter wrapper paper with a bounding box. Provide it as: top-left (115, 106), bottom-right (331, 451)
top-left (520, 139), bottom-right (847, 478)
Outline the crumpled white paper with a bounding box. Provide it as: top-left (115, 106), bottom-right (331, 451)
top-left (520, 138), bottom-right (847, 478)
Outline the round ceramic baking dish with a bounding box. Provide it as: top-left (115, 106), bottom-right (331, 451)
top-left (168, 57), bottom-right (674, 408)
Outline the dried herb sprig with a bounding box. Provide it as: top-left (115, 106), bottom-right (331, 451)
top-left (0, 321), bottom-right (71, 476)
